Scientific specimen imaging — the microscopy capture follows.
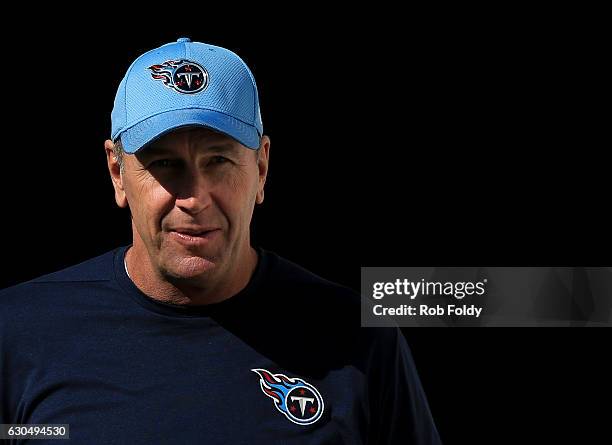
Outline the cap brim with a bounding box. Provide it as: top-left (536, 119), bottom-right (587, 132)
top-left (118, 108), bottom-right (261, 154)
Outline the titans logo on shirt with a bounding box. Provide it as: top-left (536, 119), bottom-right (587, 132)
top-left (252, 368), bottom-right (324, 425)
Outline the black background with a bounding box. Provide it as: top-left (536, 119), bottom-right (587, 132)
top-left (1, 10), bottom-right (609, 443)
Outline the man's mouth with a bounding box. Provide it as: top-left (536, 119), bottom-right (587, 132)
top-left (168, 228), bottom-right (221, 244)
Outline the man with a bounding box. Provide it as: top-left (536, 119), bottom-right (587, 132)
top-left (0, 38), bottom-right (441, 444)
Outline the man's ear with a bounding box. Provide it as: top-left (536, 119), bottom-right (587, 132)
top-left (104, 139), bottom-right (128, 208)
top-left (256, 135), bottom-right (270, 205)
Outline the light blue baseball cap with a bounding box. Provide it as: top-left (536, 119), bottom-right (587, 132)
top-left (111, 38), bottom-right (263, 153)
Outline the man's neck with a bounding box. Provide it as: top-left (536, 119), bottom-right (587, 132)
top-left (125, 241), bottom-right (258, 306)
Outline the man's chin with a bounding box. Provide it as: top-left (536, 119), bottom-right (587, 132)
top-left (160, 252), bottom-right (219, 279)
top-left (178, 256), bottom-right (217, 277)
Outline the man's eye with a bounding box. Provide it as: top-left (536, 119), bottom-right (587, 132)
top-left (210, 156), bottom-right (230, 165)
top-left (150, 159), bottom-right (178, 168)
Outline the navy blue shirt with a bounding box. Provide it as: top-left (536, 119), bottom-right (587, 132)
top-left (0, 245), bottom-right (441, 444)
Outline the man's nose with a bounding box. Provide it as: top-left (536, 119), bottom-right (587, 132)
top-left (174, 169), bottom-right (213, 215)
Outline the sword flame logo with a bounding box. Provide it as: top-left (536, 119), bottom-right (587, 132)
top-left (252, 368), bottom-right (324, 425)
top-left (147, 59), bottom-right (208, 94)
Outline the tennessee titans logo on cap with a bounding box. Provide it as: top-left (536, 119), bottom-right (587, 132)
top-left (252, 369), bottom-right (324, 425)
top-left (147, 59), bottom-right (209, 94)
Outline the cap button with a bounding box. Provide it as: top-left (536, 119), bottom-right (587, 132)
top-left (177, 37), bottom-right (191, 43)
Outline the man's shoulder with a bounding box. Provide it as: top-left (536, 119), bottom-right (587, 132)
top-left (258, 249), bottom-right (407, 365)
top-left (0, 246), bottom-right (123, 338)
top-left (0, 246), bottom-right (122, 302)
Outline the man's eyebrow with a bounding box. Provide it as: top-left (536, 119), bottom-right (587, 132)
top-left (142, 143), bottom-right (239, 156)
top-left (203, 144), bottom-right (240, 154)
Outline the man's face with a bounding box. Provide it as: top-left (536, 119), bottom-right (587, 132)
top-left (113, 127), bottom-right (268, 284)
